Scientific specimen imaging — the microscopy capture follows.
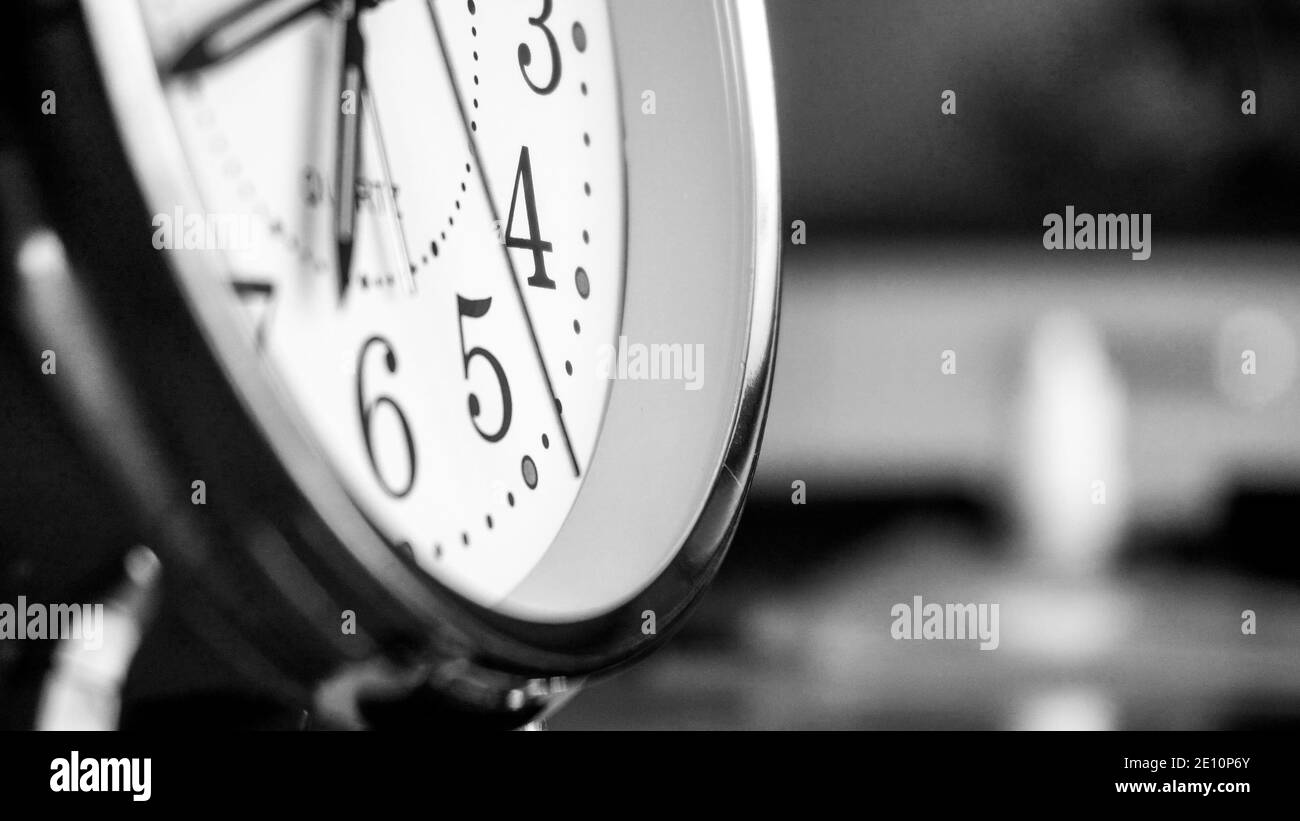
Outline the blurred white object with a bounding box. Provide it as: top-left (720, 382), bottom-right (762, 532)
top-left (756, 244), bottom-right (1300, 530)
top-left (35, 547), bottom-right (161, 731)
top-left (1014, 687), bottom-right (1117, 731)
top-left (1014, 311), bottom-right (1128, 572)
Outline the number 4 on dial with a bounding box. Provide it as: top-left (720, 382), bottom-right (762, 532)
top-left (505, 146), bottom-right (555, 289)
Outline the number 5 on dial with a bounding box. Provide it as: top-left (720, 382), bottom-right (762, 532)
top-left (457, 295), bottom-right (513, 443)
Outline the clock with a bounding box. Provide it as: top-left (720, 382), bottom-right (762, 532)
top-left (3, 0), bottom-right (779, 727)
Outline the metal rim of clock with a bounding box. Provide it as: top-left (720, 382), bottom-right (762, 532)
top-left (68, 0), bottom-right (780, 694)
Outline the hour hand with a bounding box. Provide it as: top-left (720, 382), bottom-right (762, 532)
top-left (335, 2), bottom-right (366, 300)
top-left (163, 0), bottom-right (331, 76)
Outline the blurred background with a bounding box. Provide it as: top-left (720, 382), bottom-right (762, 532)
top-left (555, 0), bottom-right (1300, 729)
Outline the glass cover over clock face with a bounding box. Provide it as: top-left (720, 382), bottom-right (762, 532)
top-left (136, 0), bottom-right (627, 606)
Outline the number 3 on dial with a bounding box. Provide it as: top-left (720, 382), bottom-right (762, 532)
top-left (517, 0), bottom-right (561, 95)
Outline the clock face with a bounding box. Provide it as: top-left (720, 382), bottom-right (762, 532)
top-left (136, 0), bottom-right (626, 606)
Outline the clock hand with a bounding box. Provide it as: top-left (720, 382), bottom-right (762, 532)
top-left (335, 0), bottom-right (364, 300)
top-left (362, 82), bottom-right (419, 295)
top-left (163, 0), bottom-right (332, 76)
top-left (423, 0), bottom-right (581, 478)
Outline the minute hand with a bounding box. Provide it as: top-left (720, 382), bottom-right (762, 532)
top-left (164, 0), bottom-right (331, 76)
top-left (423, 0), bottom-right (581, 479)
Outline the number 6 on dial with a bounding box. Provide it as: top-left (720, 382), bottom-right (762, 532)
top-left (356, 336), bottom-right (417, 498)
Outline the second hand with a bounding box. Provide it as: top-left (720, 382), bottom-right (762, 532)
top-left (362, 81), bottom-right (419, 296)
top-left (422, 0), bottom-right (581, 478)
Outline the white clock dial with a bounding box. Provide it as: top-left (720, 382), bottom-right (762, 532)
top-left (137, 0), bottom-right (626, 605)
